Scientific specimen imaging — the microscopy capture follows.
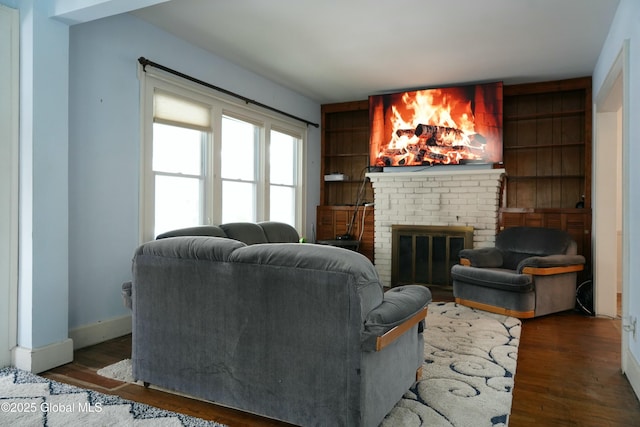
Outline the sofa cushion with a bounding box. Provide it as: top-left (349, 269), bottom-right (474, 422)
top-left (229, 243), bottom-right (377, 277)
top-left (155, 225), bottom-right (226, 239)
top-left (258, 221), bottom-right (300, 243)
top-left (135, 236), bottom-right (245, 262)
top-left (220, 222), bottom-right (269, 245)
top-left (229, 243), bottom-right (384, 321)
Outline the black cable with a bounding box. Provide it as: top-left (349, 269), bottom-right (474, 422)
top-left (346, 166), bottom-right (370, 238)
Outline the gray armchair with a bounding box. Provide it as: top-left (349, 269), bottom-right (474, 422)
top-left (451, 226), bottom-right (585, 318)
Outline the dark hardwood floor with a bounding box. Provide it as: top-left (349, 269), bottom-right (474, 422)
top-left (43, 295), bottom-right (640, 427)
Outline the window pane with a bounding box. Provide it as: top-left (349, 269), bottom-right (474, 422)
top-left (222, 180), bottom-right (256, 223)
top-left (270, 130), bottom-right (296, 185)
top-left (221, 116), bottom-right (256, 180)
top-left (153, 123), bottom-right (202, 175)
top-left (154, 175), bottom-right (202, 237)
top-left (270, 185), bottom-right (295, 225)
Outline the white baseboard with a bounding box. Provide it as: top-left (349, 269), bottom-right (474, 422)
top-left (10, 315), bottom-right (132, 374)
top-left (624, 347), bottom-right (640, 403)
top-left (69, 314), bottom-right (132, 350)
top-left (12, 338), bottom-right (74, 374)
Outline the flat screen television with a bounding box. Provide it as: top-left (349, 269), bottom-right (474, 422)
top-left (369, 81), bottom-right (503, 168)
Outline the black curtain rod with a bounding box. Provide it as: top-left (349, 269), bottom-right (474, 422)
top-left (138, 57), bottom-right (319, 128)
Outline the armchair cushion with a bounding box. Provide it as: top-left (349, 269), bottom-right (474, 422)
top-left (459, 247), bottom-right (503, 268)
top-left (496, 226), bottom-right (578, 270)
top-left (497, 226), bottom-right (576, 255)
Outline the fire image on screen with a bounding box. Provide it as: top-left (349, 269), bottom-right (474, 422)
top-left (369, 82), bottom-right (503, 167)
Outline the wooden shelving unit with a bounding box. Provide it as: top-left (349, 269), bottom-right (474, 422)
top-left (502, 77), bottom-right (592, 209)
top-left (500, 77), bottom-right (593, 276)
top-left (317, 100), bottom-right (374, 261)
top-left (320, 100), bottom-right (372, 206)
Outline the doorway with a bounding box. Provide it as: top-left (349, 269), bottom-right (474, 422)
top-left (594, 41), bottom-right (628, 371)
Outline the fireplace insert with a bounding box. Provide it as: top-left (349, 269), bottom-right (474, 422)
top-left (392, 225), bottom-right (474, 287)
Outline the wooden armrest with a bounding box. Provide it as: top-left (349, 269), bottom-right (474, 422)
top-left (522, 264), bottom-right (584, 275)
top-left (375, 306), bottom-right (428, 351)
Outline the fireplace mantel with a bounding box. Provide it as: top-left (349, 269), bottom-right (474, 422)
top-left (366, 166), bottom-right (505, 179)
top-left (367, 168), bottom-right (505, 286)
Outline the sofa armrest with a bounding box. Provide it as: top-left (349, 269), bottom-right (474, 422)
top-left (517, 254), bottom-right (586, 275)
top-left (122, 281), bottom-right (132, 310)
top-left (459, 247), bottom-right (503, 268)
top-left (361, 285), bottom-right (432, 352)
top-left (375, 307), bottom-right (428, 351)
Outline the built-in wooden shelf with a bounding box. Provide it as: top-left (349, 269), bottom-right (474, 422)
top-left (318, 100), bottom-right (374, 261)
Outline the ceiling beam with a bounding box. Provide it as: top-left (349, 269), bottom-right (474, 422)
top-left (50, 0), bottom-right (169, 24)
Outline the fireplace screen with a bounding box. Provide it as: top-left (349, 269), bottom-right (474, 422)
top-left (392, 225), bottom-right (473, 287)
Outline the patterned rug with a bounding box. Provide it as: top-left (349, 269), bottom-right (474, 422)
top-left (0, 366), bottom-right (224, 427)
top-left (382, 302), bottom-right (521, 427)
top-left (97, 302), bottom-right (521, 426)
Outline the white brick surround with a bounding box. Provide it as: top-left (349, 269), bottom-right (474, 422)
top-left (367, 168), bottom-right (506, 286)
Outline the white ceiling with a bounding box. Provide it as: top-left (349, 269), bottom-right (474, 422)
top-left (132, 0), bottom-right (620, 104)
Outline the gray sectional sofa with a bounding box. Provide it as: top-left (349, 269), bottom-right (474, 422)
top-left (123, 222), bottom-right (432, 426)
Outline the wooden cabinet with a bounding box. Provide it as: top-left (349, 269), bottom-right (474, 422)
top-left (316, 205), bottom-right (374, 262)
top-left (500, 77), bottom-right (593, 273)
top-left (317, 101), bottom-right (374, 261)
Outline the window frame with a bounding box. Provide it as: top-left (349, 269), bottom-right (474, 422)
top-left (139, 67), bottom-right (306, 242)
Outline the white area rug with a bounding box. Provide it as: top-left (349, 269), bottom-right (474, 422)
top-left (382, 302), bottom-right (521, 427)
top-left (97, 302), bottom-right (521, 426)
top-left (0, 366), bottom-right (224, 427)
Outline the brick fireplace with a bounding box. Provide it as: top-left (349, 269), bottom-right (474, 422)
top-left (366, 167), bottom-right (506, 286)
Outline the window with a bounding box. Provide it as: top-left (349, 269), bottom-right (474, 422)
top-left (152, 123), bottom-right (205, 236)
top-left (269, 130), bottom-right (298, 225)
top-left (220, 115), bottom-right (258, 223)
top-left (140, 73), bottom-right (305, 241)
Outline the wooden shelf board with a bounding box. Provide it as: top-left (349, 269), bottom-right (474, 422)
top-left (504, 142), bottom-right (585, 150)
top-left (505, 109), bottom-right (585, 121)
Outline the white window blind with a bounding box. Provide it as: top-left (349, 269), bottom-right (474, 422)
top-left (153, 90), bottom-right (211, 131)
